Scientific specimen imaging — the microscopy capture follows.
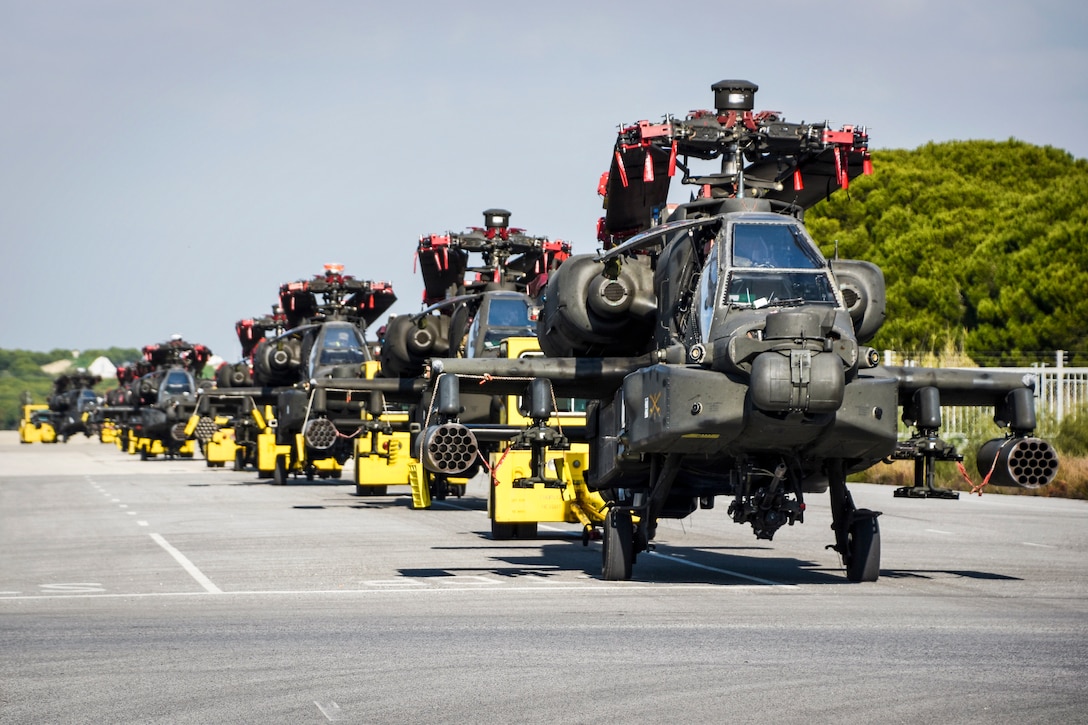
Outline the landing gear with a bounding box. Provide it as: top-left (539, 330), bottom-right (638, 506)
top-left (602, 507), bottom-right (634, 581)
top-left (845, 515), bottom-right (881, 582)
top-left (233, 448), bottom-right (246, 471)
top-left (828, 459), bottom-right (882, 582)
top-left (355, 484), bottom-right (387, 496)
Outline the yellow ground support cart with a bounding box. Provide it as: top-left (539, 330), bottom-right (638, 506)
top-left (97, 420), bottom-right (121, 445)
top-left (18, 404), bottom-right (57, 444)
top-left (354, 411), bottom-right (412, 496)
top-left (252, 404), bottom-right (343, 484)
top-left (480, 337), bottom-right (608, 539)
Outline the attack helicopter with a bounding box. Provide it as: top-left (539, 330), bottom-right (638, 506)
top-left (239, 265), bottom-right (397, 483)
top-left (342, 208), bottom-right (573, 505)
top-left (186, 308), bottom-right (289, 469)
top-left (106, 336), bottom-right (212, 459)
top-left (46, 370), bottom-right (101, 441)
top-left (419, 79), bottom-right (1059, 582)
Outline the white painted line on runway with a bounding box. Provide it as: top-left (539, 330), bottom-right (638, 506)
top-left (1023, 541), bottom-right (1057, 549)
top-left (926, 529), bottom-right (954, 535)
top-left (126, 511), bottom-right (137, 515)
top-left (315, 701), bottom-right (343, 721)
top-left (435, 575), bottom-right (503, 585)
top-left (149, 533), bottom-right (222, 594)
top-left (363, 579), bottom-right (427, 587)
top-left (137, 521), bottom-right (149, 527)
top-left (0, 583), bottom-right (760, 601)
top-left (646, 551), bottom-right (799, 588)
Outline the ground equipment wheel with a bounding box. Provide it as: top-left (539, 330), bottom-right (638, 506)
top-left (272, 455), bottom-right (288, 485)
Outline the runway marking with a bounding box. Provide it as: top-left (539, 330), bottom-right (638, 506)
top-left (363, 579), bottom-right (427, 587)
top-left (435, 575), bottom-right (503, 585)
top-left (149, 533), bottom-right (222, 594)
top-left (39, 583), bottom-right (105, 593)
top-left (0, 583), bottom-right (736, 600)
top-left (926, 529), bottom-right (954, 535)
top-left (126, 511), bottom-right (137, 515)
top-left (314, 701), bottom-right (343, 721)
top-left (1023, 541), bottom-right (1057, 549)
top-left (137, 521), bottom-right (149, 527)
top-left (646, 551), bottom-right (799, 588)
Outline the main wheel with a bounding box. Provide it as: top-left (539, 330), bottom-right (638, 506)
top-left (355, 484), bottom-right (388, 496)
top-left (233, 448), bottom-right (246, 471)
top-left (272, 455), bottom-right (288, 486)
top-left (602, 508), bottom-right (634, 581)
top-left (846, 515), bottom-right (881, 582)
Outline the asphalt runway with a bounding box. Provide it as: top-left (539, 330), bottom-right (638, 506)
top-left (2, 432), bottom-right (1087, 723)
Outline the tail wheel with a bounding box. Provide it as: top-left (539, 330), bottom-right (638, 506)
top-left (602, 508), bottom-right (634, 581)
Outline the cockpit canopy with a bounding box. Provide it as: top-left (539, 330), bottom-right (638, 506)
top-left (698, 216), bottom-right (844, 340)
top-left (310, 321), bottom-right (370, 372)
top-left (158, 369), bottom-right (195, 402)
top-left (467, 292), bottom-right (536, 357)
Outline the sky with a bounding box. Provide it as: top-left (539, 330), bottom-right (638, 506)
top-left (2, 0), bottom-right (1086, 362)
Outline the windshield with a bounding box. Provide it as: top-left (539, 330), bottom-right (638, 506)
top-left (731, 223), bottom-right (822, 269)
top-left (162, 370), bottom-right (193, 395)
top-left (487, 297), bottom-right (533, 329)
top-left (317, 324), bottom-right (368, 365)
top-left (725, 270), bottom-right (838, 309)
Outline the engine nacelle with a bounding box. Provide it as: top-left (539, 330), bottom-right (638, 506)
top-left (380, 313), bottom-right (452, 379)
top-left (537, 254), bottom-right (657, 357)
top-left (253, 337), bottom-right (303, 386)
top-left (977, 437), bottom-right (1059, 488)
top-left (215, 362), bottom-right (252, 389)
top-left (830, 259), bottom-right (885, 344)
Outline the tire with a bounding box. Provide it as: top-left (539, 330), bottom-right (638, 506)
top-left (355, 485), bottom-right (387, 496)
top-left (491, 520), bottom-right (516, 540)
top-left (514, 522), bottom-right (538, 539)
top-left (602, 508), bottom-right (634, 581)
top-left (272, 456), bottom-right (288, 486)
top-left (846, 515), bottom-right (881, 582)
top-left (233, 449), bottom-right (245, 471)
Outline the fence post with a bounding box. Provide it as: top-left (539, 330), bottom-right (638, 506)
top-left (1056, 350), bottom-right (1064, 424)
